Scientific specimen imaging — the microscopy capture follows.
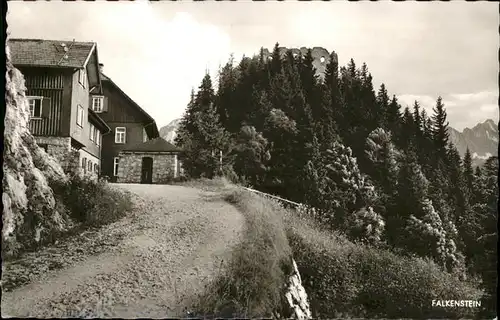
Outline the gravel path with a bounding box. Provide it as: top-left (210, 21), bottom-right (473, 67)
top-left (1, 184), bottom-right (244, 318)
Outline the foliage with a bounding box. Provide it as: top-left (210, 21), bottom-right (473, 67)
top-left (285, 210), bottom-right (483, 319)
top-left (51, 173), bottom-right (133, 227)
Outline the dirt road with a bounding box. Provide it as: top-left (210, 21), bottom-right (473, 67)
top-left (1, 184), bottom-right (244, 318)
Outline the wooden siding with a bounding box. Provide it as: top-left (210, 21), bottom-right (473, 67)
top-left (98, 82), bottom-right (148, 124)
top-left (26, 89), bottom-right (63, 136)
top-left (100, 122), bottom-right (148, 180)
top-left (97, 81), bottom-right (156, 180)
top-left (22, 70), bottom-right (65, 136)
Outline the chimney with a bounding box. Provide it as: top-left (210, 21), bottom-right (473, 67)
top-left (99, 63), bottom-right (104, 73)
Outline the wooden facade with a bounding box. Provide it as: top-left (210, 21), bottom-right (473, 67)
top-left (21, 68), bottom-right (70, 137)
top-left (96, 74), bottom-right (159, 180)
top-left (10, 39), bottom-right (110, 173)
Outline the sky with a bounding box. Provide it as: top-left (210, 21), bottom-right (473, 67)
top-left (7, 1), bottom-right (498, 131)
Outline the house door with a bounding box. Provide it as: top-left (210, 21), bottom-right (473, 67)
top-left (141, 157), bottom-right (153, 184)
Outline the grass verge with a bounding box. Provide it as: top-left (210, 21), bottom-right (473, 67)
top-left (191, 187), bottom-right (293, 318)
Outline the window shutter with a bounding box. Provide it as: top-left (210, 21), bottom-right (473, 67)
top-left (103, 96), bottom-right (109, 112)
top-left (41, 98), bottom-right (51, 118)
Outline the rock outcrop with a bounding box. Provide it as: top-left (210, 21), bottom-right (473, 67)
top-left (2, 44), bottom-right (71, 257)
top-left (283, 258), bottom-right (312, 319)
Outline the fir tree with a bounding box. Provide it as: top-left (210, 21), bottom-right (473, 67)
top-left (376, 84), bottom-right (390, 129)
top-left (386, 95), bottom-right (401, 137)
top-left (397, 107), bottom-right (414, 149)
top-left (431, 96), bottom-right (450, 161)
top-left (319, 51), bottom-right (342, 145)
top-left (463, 148), bottom-right (474, 198)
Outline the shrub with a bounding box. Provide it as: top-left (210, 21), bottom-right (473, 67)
top-left (51, 173), bottom-right (132, 227)
top-left (286, 214), bottom-right (484, 319)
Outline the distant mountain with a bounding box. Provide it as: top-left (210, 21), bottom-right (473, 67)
top-left (448, 119), bottom-right (498, 166)
top-left (159, 118), bottom-right (182, 144)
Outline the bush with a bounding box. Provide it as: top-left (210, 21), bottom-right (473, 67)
top-left (193, 189), bottom-right (293, 318)
top-left (51, 173), bottom-right (132, 227)
top-left (286, 213), bottom-right (484, 319)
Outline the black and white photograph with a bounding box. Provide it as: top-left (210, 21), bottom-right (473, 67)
top-left (2, 0), bottom-right (498, 318)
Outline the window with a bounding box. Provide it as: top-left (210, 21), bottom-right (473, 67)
top-left (94, 163), bottom-right (98, 173)
top-left (76, 105), bottom-right (84, 127)
top-left (82, 158), bottom-right (87, 173)
top-left (96, 131), bottom-right (101, 146)
top-left (143, 128), bottom-right (148, 142)
top-left (89, 123), bottom-right (95, 142)
top-left (79, 69), bottom-right (87, 88)
top-left (113, 157), bottom-right (119, 176)
top-left (27, 97), bottom-right (43, 118)
top-left (115, 127), bottom-right (126, 144)
top-left (92, 96), bottom-right (104, 112)
top-left (88, 161), bottom-right (92, 172)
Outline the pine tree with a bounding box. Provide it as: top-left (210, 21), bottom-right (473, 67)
top-left (175, 89), bottom-right (196, 148)
top-left (216, 56), bottom-right (239, 132)
top-left (376, 84), bottom-right (390, 129)
top-left (431, 96), bottom-right (450, 161)
top-left (195, 73), bottom-right (215, 112)
top-left (269, 42), bottom-right (282, 76)
top-left (304, 140), bottom-right (380, 237)
top-left (319, 51), bottom-right (342, 145)
top-left (405, 199), bottom-right (464, 273)
top-left (388, 146), bottom-right (429, 245)
top-left (463, 148), bottom-right (474, 198)
top-left (397, 107), bottom-right (414, 149)
top-left (386, 95), bottom-right (401, 137)
top-left (413, 101), bottom-right (422, 145)
top-left (175, 74), bottom-right (232, 178)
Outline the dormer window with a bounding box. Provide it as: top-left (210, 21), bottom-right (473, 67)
top-left (92, 96), bottom-right (104, 112)
top-left (79, 69), bottom-right (87, 88)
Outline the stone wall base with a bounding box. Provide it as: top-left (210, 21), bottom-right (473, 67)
top-left (34, 136), bottom-right (100, 178)
top-left (117, 152), bottom-right (177, 184)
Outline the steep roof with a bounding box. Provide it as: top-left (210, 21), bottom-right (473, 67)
top-left (88, 109), bottom-right (111, 134)
top-left (8, 38), bottom-right (96, 68)
top-left (100, 72), bottom-right (159, 138)
top-left (121, 137), bottom-right (181, 153)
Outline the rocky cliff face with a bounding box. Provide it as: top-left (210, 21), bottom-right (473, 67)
top-left (449, 119), bottom-right (498, 166)
top-left (3, 44), bottom-right (71, 257)
top-left (159, 118), bottom-right (182, 144)
top-left (282, 258), bottom-right (312, 319)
